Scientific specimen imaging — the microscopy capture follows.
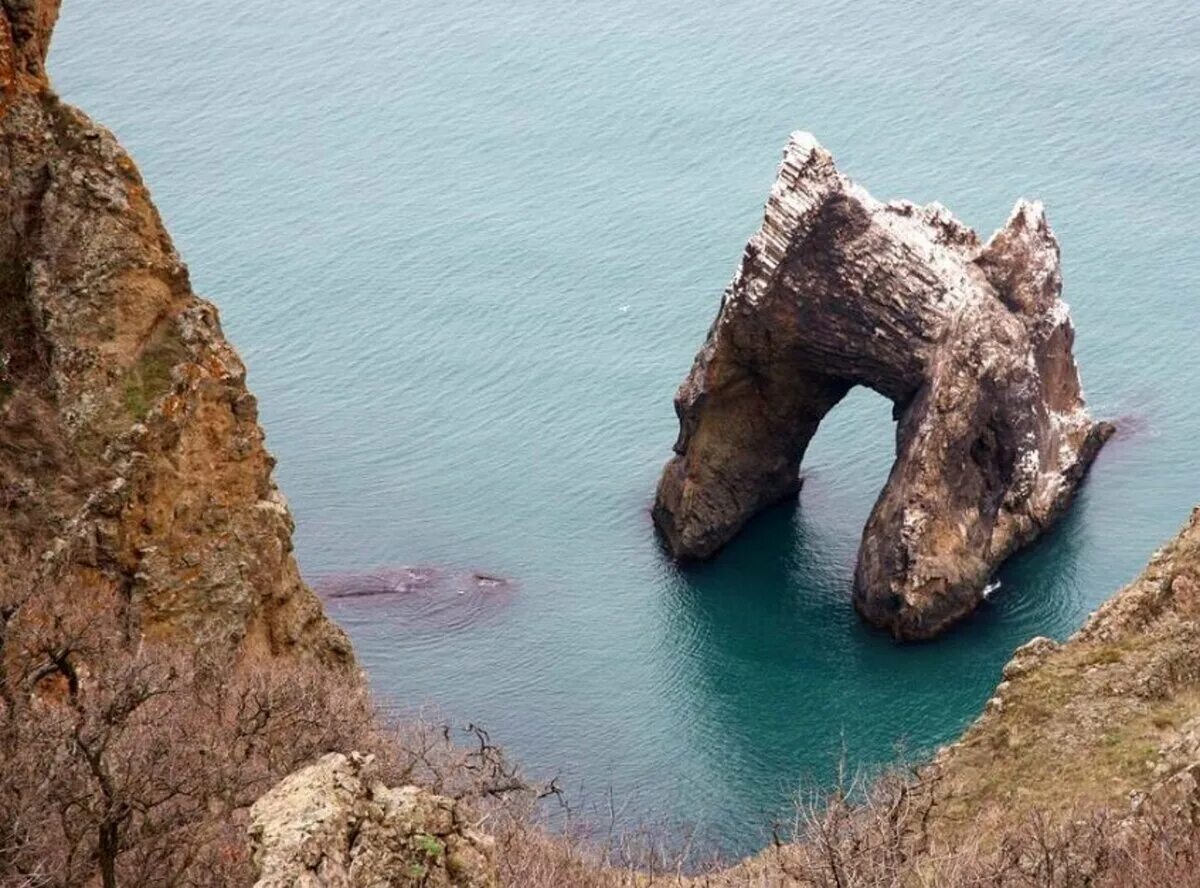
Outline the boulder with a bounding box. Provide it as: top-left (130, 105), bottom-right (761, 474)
top-left (249, 753), bottom-right (497, 888)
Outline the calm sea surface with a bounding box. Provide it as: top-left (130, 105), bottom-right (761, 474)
top-left (54, 0), bottom-right (1200, 854)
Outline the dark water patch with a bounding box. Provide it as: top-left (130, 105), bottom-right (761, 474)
top-left (54, 0), bottom-right (1200, 856)
top-left (312, 567), bottom-right (515, 633)
top-left (1109, 411), bottom-right (1151, 442)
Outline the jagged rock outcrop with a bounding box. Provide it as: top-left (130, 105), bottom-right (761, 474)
top-left (924, 506), bottom-right (1200, 833)
top-left (0, 1), bottom-right (351, 663)
top-left (654, 132), bottom-right (1112, 639)
top-left (249, 752), bottom-right (497, 888)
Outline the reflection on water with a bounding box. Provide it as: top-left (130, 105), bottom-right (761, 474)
top-left (53, 0), bottom-right (1200, 858)
top-left (655, 470), bottom-right (1097, 849)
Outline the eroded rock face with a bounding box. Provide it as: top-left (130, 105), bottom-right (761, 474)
top-left (249, 752), bottom-right (497, 888)
top-left (0, 2), bottom-right (351, 664)
top-left (926, 506), bottom-right (1200, 831)
top-left (654, 132), bottom-right (1111, 639)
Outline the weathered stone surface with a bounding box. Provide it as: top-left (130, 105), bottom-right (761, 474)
top-left (653, 132), bottom-right (1111, 638)
top-left (249, 752), bottom-right (497, 888)
top-left (0, 2), bottom-right (351, 664)
top-left (922, 507), bottom-right (1200, 833)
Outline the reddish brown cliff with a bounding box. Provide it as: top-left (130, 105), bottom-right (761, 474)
top-left (0, 0), bottom-right (351, 665)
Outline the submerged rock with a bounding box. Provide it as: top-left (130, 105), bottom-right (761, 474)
top-left (312, 567), bottom-right (514, 633)
top-left (654, 132), bottom-right (1111, 639)
top-left (313, 567), bottom-right (513, 600)
top-left (249, 752), bottom-right (497, 887)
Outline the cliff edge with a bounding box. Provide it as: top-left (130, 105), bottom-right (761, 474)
top-left (929, 506), bottom-right (1200, 833)
top-left (0, 0), bottom-right (351, 665)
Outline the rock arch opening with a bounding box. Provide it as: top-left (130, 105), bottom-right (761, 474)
top-left (793, 385), bottom-right (897, 537)
top-left (652, 133), bottom-right (1112, 640)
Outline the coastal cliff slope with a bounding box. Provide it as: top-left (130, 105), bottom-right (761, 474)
top-left (0, 0), bottom-right (350, 664)
top-left (928, 505), bottom-right (1200, 832)
top-left (654, 133), bottom-right (1111, 639)
top-left (705, 506), bottom-right (1200, 885)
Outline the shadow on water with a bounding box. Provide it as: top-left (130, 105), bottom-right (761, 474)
top-left (984, 486), bottom-right (1094, 638)
top-left (652, 474), bottom-right (1100, 855)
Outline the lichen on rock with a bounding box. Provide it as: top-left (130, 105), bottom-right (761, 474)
top-left (653, 132), bottom-right (1112, 639)
top-left (249, 752), bottom-right (497, 888)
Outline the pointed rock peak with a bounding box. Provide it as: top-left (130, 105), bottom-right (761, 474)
top-left (1004, 198), bottom-right (1050, 233)
top-left (978, 198), bottom-right (1063, 318)
top-left (653, 132), bottom-right (1110, 639)
top-left (774, 131), bottom-right (838, 190)
top-left (785, 130), bottom-right (822, 158)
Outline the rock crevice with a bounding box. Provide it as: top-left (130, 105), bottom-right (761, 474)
top-left (653, 133), bottom-right (1111, 639)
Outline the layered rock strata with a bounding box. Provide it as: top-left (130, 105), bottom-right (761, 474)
top-left (654, 132), bottom-right (1111, 638)
top-left (0, 0), bottom-right (351, 663)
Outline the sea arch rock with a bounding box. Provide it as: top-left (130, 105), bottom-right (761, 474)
top-left (653, 132), bottom-right (1112, 639)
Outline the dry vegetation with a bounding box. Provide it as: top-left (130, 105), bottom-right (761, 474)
top-left (508, 764), bottom-right (1200, 887)
top-left (4, 557), bottom-right (1200, 887)
top-left (0, 553), bottom-right (631, 886)
top-left (707, 766), bottom-right (1200, 888)
top-left (0, 562), bottom-right (377, 886)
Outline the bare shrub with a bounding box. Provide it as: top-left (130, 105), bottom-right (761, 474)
top-left (749, 762), bottom-right (1200, 888)
top-left (0, 567), bottom-right (551, 887)
top-left (0, 570), bottom-right (379, 887)
top-left (6, 566), bottom-right (1200, 888)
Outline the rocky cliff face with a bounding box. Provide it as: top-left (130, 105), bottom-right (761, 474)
top-left (654, 132), bottom-right (1111, 639)
top-left (929, 506), bottom-right (1200, 831)
top-left (0, 0), bottom-right (350, 664)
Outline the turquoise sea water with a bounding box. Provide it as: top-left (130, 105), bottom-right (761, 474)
top-left (54, 1), bottom-right (1199, 855)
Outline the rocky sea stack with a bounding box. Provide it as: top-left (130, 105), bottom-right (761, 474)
top-left (654, 132), bottom-right (1112, 639)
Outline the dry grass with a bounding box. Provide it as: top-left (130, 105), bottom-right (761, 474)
top-left (4, 563), bottom-right (1200, 887)
top-left (477, 759), bottom-right (1200, 888)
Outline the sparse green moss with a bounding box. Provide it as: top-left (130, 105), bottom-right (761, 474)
top-left (413, 832), bottom-right (445, 860)
top-left (405, 862), bottom-right (427, 880)
top-left (123, 322), bottom-right (188, 420)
